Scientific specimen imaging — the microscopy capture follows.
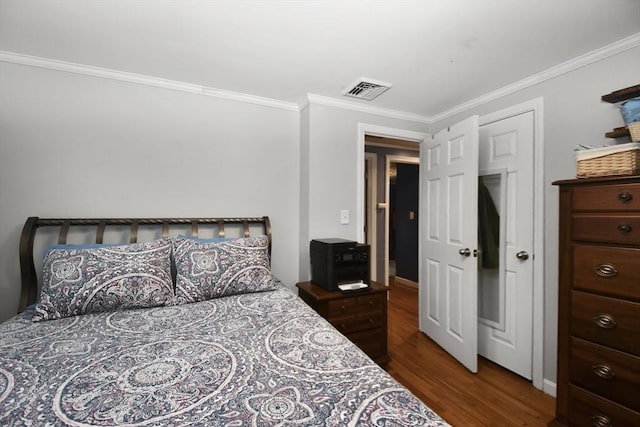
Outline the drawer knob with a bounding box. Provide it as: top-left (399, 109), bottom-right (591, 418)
top-left (341, 305), bottom-right (346, 311)
top-left (593, 313), bottom-right (617, 329)
top-left (618, 191), bottom-right (633, 202)
top-left (592, 363), bottom-right (616, 380)
top-left (594, 263), bottom-right (618, 278)
top-left (617, 223), bottom-right (632, 234)
top-left (590, 414), bottom-right (612, 427)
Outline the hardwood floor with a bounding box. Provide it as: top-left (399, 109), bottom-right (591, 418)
top-left (386, 281), bottom-right (555, 426)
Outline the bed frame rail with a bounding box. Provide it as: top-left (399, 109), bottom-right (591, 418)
top-left (18, 216), bottom-right (271, 312)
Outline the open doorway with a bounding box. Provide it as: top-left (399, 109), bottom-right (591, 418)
top-left (364, 135), bottom-right (420, 287)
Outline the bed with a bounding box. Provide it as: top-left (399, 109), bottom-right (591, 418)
top-left (0, 216), bottom-right (448, 426)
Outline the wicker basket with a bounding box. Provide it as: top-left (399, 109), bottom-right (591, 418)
top-left (629, 121), bottom-right (640, 142)
top-left (576, 142), bottom-right (640, 178)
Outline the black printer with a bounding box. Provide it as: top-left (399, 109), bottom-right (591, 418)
top-left (310, 238), bottom-right (370, 292)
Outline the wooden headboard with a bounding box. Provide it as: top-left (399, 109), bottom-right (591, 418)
top-left (18, 216), bottom-right (271, 312)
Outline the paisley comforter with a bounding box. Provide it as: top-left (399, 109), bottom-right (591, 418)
top-left (0, 286), bottom-right (448, 426)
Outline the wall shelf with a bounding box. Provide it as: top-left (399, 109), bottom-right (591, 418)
top-left (602, 84), bottom-right (640, 139)
top-left (605, 126), bottom-right (630, 139)
top-left (601, 84), bottom-right (640, 103)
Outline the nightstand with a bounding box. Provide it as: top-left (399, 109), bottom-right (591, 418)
top-left (296, 281), bottom-right (389, 366)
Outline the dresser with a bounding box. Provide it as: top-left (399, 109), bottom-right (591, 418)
top-left (551, 176), bottom-right (640, 427)
top-left (296, 281), bottom-right (389, 366)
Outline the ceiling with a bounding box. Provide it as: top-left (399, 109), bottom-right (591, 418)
top-left (1, 1), bottom-right (639, 118)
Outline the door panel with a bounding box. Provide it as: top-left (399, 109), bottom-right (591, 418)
top-left (478, 111), bottom-right (534, 380)
top-left (420, 115), bottom-right (479, 373)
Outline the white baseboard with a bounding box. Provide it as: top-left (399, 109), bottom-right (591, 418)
top-left (542, 378), bottom-right (557, 397)
top-left (393, 276), bottom-right (418, 288)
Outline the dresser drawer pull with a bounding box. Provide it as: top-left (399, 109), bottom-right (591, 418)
top-left (592, 363), bottom-right (616, 380)
top-left (617, 223), bottom-right (632, 234)
top-left (341, 305), bottom-right (346, 311)
top-left (590, 414), bottom-right (612, 427)
top-left (594, 263), bottom-right (618, 278)
top-left (592, 313), bottom-right (617, 329)
top-left (618, 191), bottom-right (633, 202)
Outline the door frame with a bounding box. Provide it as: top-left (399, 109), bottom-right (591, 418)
top-left (478, 97), bottom-right (545, 392)
top-left (364, 151), bottom-right (378, 281)
top-left (385, 155), bottom-right (420, 286)
top-left (357, 124), bottom-right (428, 285)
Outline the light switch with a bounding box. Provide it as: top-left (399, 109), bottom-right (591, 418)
top-left (340, 209), bottom-right (350, 224)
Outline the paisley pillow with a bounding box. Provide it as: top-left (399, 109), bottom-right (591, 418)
top-left (33, 239), bottom-right (174, 321)
top-left (173, 235), bottom-right (275, 304)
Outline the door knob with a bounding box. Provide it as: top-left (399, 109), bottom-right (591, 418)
top-left (516, 251), bottom-right (529, 260)
top-left (459, 248), bottom-right (471, 257)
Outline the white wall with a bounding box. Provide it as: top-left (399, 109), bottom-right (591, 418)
top-left (299, 102), bottom-right (427, 279)
top-left (429, 46), bottom-right (640, 390)
top-left (0, 61), bottom-right (300, 322)
top-left (298, 107), bottom-right (311, 278)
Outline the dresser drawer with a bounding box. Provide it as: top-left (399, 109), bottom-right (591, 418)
top-left (573, 214), bottom-right (640, 244)
top-left (569, 385), bottom-right (640, 427)
top-left (572, 183), bottom-right (640, 211)
top-left (573, 244), bottom-right (640, 300)
top-left (570, 337), bottom-right (640, 412)
top-left (571, 291), bottom-right (640, 355)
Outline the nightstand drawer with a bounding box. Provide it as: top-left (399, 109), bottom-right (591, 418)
top-left (325, 293), bottom-right (385, 319)
top-left (570, 337), bottom-right (640, 412)
top-left (357, 293), bottom-right (385, 315)
top-left (573, 244), bottom-right (640, 299)
top-left (326, 298), bottom-right (358, 319)
top-left (572, 214), bottom-right (640, 244)
top-left (571, 291), bottom-right (640, 355)
top-left (569, 385), bottom-right (640, 427)
top-left (572, 183), bottom-right (640, 211)
top-left (330, 313), bottom-right (384, 334)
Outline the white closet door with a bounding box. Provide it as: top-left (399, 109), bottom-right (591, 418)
top-left (477, 111), bottom-right (535, 379)
top-left (419, 115), bottom-right (479, 373)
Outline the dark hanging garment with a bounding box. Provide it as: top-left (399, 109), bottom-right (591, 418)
top-left (478, 180), bottom-right (500, 269)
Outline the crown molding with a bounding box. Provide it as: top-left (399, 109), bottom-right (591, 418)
top-left (0, 50), bottom-right (299, 112)
top-left (430, 32), bottom-right (640, 123)
top-left (297, 94), bottom-right (311, 112)
top-left (304, 93), bottom-right (429, 124)
top-left (2, 31), bottom-right (637, 121)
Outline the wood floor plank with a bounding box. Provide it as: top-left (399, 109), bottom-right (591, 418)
top-left (386, 281), bottom-right (555, 426)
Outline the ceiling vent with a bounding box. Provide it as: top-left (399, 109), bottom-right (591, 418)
top-left (342, 77), bottom-right (392, 101)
